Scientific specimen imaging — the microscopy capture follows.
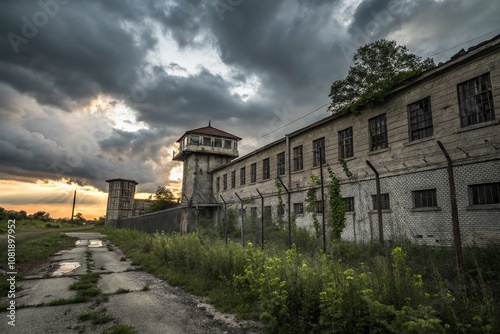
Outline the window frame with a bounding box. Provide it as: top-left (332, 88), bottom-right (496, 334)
top-left (338, 127), bottom-right (354, 159)
top-left (408, 97), bottom-right (434, 141)
top-left (263, 158), bottom-right (270, 180)
top-left (293, 145), bottom-right (303, 171)
top-left (371, 193), bottom-right (390, 210)
top-left (468, 183), bottom-right (500, 205)
top-left (250, 163), bottom-right (257, 183)
top-left (369, 114), bottom-right (388, 151)
top-left (343, 197), bottom-right (355, 212)
top-left (240, 167), bottom-right (246, 186)
top-left (313, 137), bottom-right (326, 167)
top-left (457, 72), bottom-right (495, 127)
top-left (412, 189), bottom-right (438, 208)
top-left (277, 152), bottom-right (286, 176)
top-left (315, 200), bottom-right (324, 214)
top-left (231, 171), bottom-right (236, 188)
top-left (293, 203), bottom-right (304, 215)
top-left (216, 177), bottom-right (220, 192)
top-left (222, 174), bottom-right (227, 190)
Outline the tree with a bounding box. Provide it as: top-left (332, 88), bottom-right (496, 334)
top-left (148, 186), bottom-right (178, 213)
top-left (32, 211), bottom-right (51, 222)
top-left (328, 39), bottom-right (434, 114)
top-left (74, 212), bottom-right (85, 221)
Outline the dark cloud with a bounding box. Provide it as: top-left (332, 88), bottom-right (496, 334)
top-left (0, 0), bottom-right (498, 199)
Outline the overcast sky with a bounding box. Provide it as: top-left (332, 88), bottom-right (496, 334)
top-left (0, 0), bottom-right (499, 218)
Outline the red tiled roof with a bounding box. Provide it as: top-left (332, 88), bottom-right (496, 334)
top-left (176, 125), bottom-right (241, 142)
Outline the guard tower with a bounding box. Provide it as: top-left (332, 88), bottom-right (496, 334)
top-left (173, 122), bottom-right (241, 204)
top-left (105, 178), bottom-right (137, 226)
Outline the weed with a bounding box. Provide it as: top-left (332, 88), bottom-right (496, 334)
top-left (119, 256), bottom-right (127, 261)
top-left (114, 288), bottom-right (130, 294)
top-left (79, 308), bottom-right (113, 325)
top-left (102, 324), bottom-right (138, 334)
top-left (142, 285), bottom-right (150, 291)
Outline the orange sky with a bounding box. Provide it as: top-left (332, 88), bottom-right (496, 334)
top-left (0, 164), bottom-right (183, 220)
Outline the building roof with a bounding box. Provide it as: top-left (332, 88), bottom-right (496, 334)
top-left (176, 123), bottom-right (242, 142)
top-left (106, 178), bottom-right (138, 184)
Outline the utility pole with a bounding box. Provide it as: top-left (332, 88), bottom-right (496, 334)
top-left (70, 190), bottom-right (76, 224)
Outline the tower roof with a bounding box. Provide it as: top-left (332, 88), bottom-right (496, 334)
top-left (176, 124), bottom-right (241, 142)
top-left (106, 178), bottom-right (138, 184)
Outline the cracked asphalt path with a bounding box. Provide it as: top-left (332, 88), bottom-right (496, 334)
top-left (1, 232), bottom-right (261, 334)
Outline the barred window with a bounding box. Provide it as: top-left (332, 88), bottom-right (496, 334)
top-left (469, 183), bottom-right (500, 205)
top-left (293, 203), bottom-right (304, 215)
top-left (369, 114), bottom-right (388, 151)
top-left (293, 145), bottom-right (303, 171)
top-left (316, 200), bottom-right (324, 213)
top-left (240, 167), bottom-right (246, 186)
top-left (313, 138), bottom-right (326, 167)
top-left (338, 127), bottom-right (354, 158)
top-left (372, 193), bottom-right (390, 210)
top-left (250, 163), bottom-right (257, 183)
top-left (343, 197), bottom-right (355, 212)
top-left (263, 158), bottom-right (270, 180)
top-left (223, 174), bottom-right (227, 190)
top-left (231, 171), bottom-right (236, 188)
top-left (457, 73), bottom-right (495, 127)
top-left (408, 97), bottom-right (433, 141)
top-left (412, 189), bottom-right (437, 208)
top-left (224, 140), bottom-right (232, 148)
top-left (216, 177), bottom-right (220, 192)
top-left (277, 152), bottom-right (286, 176)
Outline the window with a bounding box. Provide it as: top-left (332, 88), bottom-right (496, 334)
top-left (278, 204), bottom-right (285, 216)
top-left (264, 206), bottom-right (272, 224)
top-left (315, 200), bottom-right (324, 213)
top-left (338, 127), bottom-right (354, 158)
top-left (203, 137), bottom-right (212, 146)
top-left (469, 183), bottom-right (500, 205)
top-left (250, 163), bottom-right (257, 183)
top-left (263, 158), bottom-right (270, 180)
top-left (238, 208), bottom-right (246, 217)
top-left (293, 145), bottom-right (303, 171)
top-left (408, 97), bottom-right (433, 141)
top-left (224, 140), bottom-right (232, 148)
top-left (216, 177), bottom-right (220, 192)
top-left (213, 138), bottom-right (222, 147)
top-left (240, 167), bottom-right (246, 186)
top-left (231, 171), bottom-right (236, 188)
top-left (223, 174), bottom-right (227, 190)
top-left (190, 135), bottom-right (200, 145)
top-left (277, 152), bottom-right (286, 176)
top-left (457, 73), bottom-right (495, 127)
top-left (372, 193), bottom-right (390, 210)
top-left (250, 207), bottom-right (257, 221)
top-left (313, 138), bottom-right (326, 167)
top-left (293, 203), bottom-right (304, 215)
top-left (369, 114), bottom-right (388, 151)
top-left (412, 189), bottom-right (437, 208)
top-left (343, 197), bottom-right (355, 212)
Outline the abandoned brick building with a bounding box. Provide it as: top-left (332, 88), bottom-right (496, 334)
top-left (106, 35), bottom-right (500, 245)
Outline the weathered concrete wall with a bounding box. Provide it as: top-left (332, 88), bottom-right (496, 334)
top-left (211, 41), bottom-right (500, 246)
top-left (105, 179), bottom-right (137, 226)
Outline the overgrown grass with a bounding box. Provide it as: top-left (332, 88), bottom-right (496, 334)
top-left (79, 308), bottom-right (114, 325)
top-left (102, 324), bottom-right (138, 334)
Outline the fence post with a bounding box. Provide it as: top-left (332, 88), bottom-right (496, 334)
top-left (366, 160), bottom-right (384, 245)
top-left (235, 193), bottom-right (245, 248)
top-left (256, 189), bottom-right (265, 250)
top-left (219, 194), bottom-right (227, 246)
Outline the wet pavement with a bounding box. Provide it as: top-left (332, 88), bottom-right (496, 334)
top-left (1, 232), bottom-right (260, 334)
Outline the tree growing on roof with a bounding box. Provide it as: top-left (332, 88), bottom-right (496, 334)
top-left (328, 39), bottom-right (434, 114)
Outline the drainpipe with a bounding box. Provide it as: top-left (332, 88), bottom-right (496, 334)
top-left (235, 193), bottom-right (245, 248)
top-left (256, 188), bottom-right (265, 250)
top-left (437, 141), bottom-right (463, 270)
top-left (366, 160), bottom-right (384, 245)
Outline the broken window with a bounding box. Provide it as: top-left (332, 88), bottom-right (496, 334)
top-left (263, 158), bottom-right (270, 180)
top-left (277, 152), bottom-right (285, 176)
top-left (369, 114), bottom-right (388, 151)
top-left (338, 127), bottom-right (354, 158)
top-left (293, 145), bottom-right (303, 171)
top-left (190, 135), bottom-right (200, 145)
top-left (313, 137), bottom-right (326, 167)
top-left (408, 97), bottom-right (433, 141)
top-left (458, 73), bottom-right (495, 127)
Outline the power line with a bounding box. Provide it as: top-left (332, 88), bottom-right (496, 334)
top-left (239, 102), bottom-right (330, 150)
top-left (429, 27), bottom-right (500, 58)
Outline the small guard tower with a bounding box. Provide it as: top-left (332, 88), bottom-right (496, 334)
top-left (173, 122), bottom-right (241, 204)
top-left (105, 178), bottom-right (137, 226)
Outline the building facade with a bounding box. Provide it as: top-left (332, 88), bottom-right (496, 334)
top-left (106, 35), bottom-right (500, 245)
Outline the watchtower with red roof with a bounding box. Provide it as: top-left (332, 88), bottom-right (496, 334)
top-left (173, 122), bottom-right (241, 204)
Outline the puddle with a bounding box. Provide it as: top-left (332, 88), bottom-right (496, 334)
top-left (75, 240), bottom-right (88, 246)
top-left (51, 262), bottom-right (81, 277)
top-left (88, 240), bottom-right (103, 248)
